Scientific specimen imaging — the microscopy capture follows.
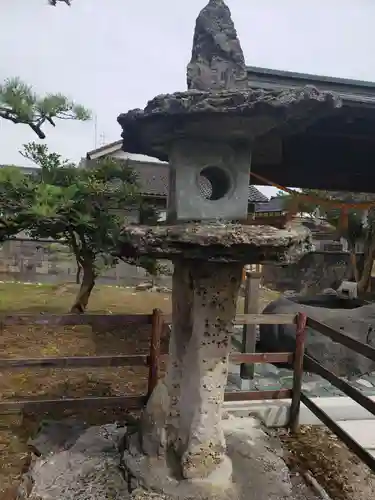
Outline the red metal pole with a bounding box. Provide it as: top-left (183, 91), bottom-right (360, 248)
top-left (289, 312), bottom-right (307, 434)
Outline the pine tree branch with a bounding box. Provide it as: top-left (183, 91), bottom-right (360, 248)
top-left (48, 0), bottom-right (71, 6)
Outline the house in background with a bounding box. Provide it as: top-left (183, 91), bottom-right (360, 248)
top-left (248, 197), bottom-right (287, 229)
top-left (249, 195), bottom-right (345, 251)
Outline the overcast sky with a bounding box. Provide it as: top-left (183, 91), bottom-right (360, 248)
top-left (1, 0), bottom-right (375, 197)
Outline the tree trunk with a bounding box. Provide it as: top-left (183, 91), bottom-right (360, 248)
top-left (70, 262), bottom-right (95, 313)
top-left (75, 263), bottom-right (82, 284)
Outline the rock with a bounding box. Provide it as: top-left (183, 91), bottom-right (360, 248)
top-left (155, 286), bottom-right (172, 294)
top-left (322, 288), bottom-right (338, 296)
top-left (131, 491), bottom-right (169, 500)
top-left (258, 295), bottom-right (375, 378)
top-left (140, 380), bottom-right (169, 457)
top-left (135, 284), bottom-right (172, 294)
top-left (187, 0), bottom-right (248, 91)
top-left (21, 423), bottom-right (128, 500)
top-left (284, 290), bottom-right (298, 298)
top-left (136, 282), bottom-right (153, 291)
top-left (357, 378), bottom-right (374, 389)
top-left (18, 417), bottom-right (319, 500)
top-left (262, 252), bottom-right (353, 296)
top-left (28, 419), bottom-right (87, 456)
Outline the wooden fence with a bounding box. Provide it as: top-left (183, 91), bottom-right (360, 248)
top-left (0, 309), bottom-right (307, 433)
top-left (0, 309), bottom-right (375, 472)
top-left (2, 307), bottom-right (375, 473)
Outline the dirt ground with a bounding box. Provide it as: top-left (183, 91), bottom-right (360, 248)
top-left (0, 282), bottom-right (278, 498)
top-left (280, 425), bottom-right (375, 500)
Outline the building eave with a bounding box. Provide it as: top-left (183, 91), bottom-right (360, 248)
top-left (86, 140), bottom-right (123, 160)
top-left (246, 66), bottom-right (375, 106)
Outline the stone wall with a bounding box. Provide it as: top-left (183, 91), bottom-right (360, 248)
top-left (261, 251), bottom-right (356, 295)
top-left (0, 240), bottom-right (360, 295)
top-left (0, 238), bottom-right (173, 287)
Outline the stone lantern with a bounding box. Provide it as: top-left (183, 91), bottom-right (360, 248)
top-left (117, 1), bottom-right (340, 498)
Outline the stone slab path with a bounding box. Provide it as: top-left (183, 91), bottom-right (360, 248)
top-left (336, 420), bottom-right (375, 458)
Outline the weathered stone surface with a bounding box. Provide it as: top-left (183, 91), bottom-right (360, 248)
top-left (126, 260), bottom-right (243, 485)
top-left (117, 88), bottom-right (341, 162)
top-left (122, 415), bottom-right (319, 500)
top-left (258, 295), bottom-right (375, 378)
top-left (118, 222), bottom-right (313, 265)
top-left (20, 423), bottom-right (128, 500)
top-left (186, 0), bottom-right (248, 91)
top-left (177, 261), bottom-right (242, 479)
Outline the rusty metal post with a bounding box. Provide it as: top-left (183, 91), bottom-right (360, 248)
top-left (289, 312), bottom-right (307, 434)
top-left (147, 308), bottom-right (163, 400)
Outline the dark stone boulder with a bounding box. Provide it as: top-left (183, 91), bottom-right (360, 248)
top-left (258, 295), bottom-right (375, 378)
top-left (261, 251), bottom-right (355, 295)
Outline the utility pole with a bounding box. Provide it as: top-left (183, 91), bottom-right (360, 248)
top-left (94, 114), bottom-right (98, 149)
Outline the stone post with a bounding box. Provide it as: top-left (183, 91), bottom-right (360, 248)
top-left (177, 261), bottom-right (242, 479)
top-left (142, 260), bottom-right (242, 481)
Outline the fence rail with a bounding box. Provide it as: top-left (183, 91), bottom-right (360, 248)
top-left (0, 354), bottom-right (149, 370)
top-left (162, 313), bottom-right (297, 326)
top-left (0, 313), bottom-right (152, 327)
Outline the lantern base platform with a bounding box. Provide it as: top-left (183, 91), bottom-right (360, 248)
top-left (118, 222), bottom-right (312, 265)
top-left (120, 415), bottom-right (318, 500)
top-left (122, 432), bottom-right (236, 500)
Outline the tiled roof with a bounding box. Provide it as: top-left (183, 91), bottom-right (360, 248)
top-left (131, 161), bottom-right (268, 203)
top-left (0, 164), bottom-right (39, 174)
top-left (248, 185), bottom-right (268, 203)
top-left (255, 197), bottom-right (285, 213)
top-left (130, 161), bottom-right (169, 197)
